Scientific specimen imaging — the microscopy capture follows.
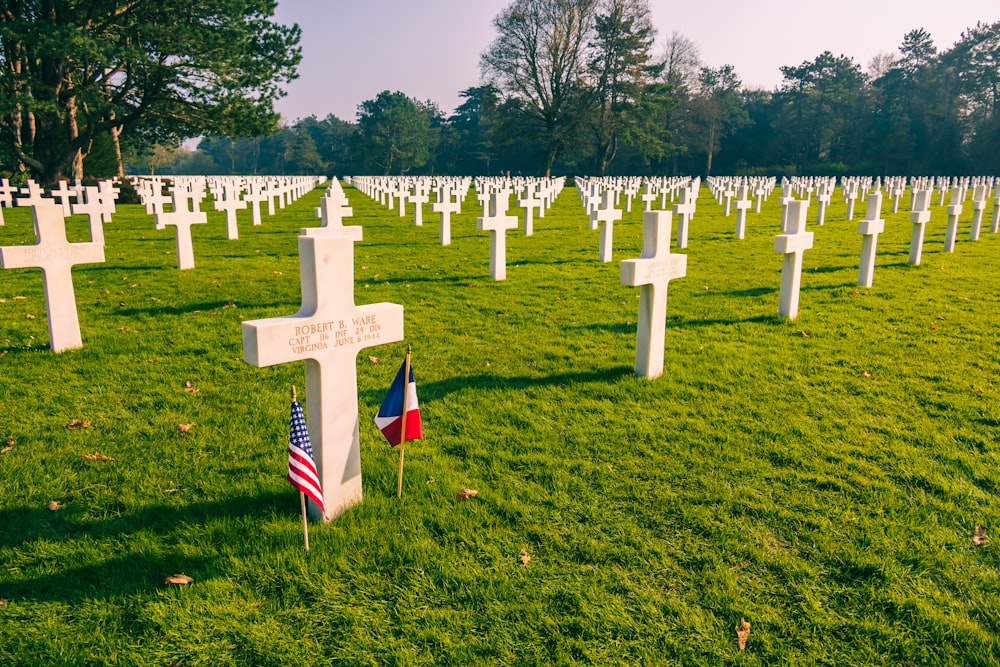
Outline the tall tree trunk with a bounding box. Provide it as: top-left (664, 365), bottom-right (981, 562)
top-left (111, 124), bottom-right (125, 178)
top-left (67, 96), bottom-right (83, 180)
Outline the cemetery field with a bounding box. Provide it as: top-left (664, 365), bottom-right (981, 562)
top-left (2, 181), bottom-right (1000, 666)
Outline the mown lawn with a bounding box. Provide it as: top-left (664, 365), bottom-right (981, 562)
top-left (1, 178), bottom-right (998, 666)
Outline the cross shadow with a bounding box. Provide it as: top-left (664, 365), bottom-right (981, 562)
top-left (361, 366), bottom-right (634, 404)
top-left (0, 491), bottom-right (290, 603)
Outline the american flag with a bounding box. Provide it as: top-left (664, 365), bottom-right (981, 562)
top-left (287, 399), bottom-right (325, 516)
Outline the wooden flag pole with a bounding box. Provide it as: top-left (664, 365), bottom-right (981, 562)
top-left (397, 344), bottom-right (412, 499)
top-left (293, 385), bottom-right (309, 551)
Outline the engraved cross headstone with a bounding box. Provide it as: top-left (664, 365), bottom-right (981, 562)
top-left (242, 234), bottom-right (404, 520)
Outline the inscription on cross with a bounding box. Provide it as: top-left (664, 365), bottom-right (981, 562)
top-left (0, 203), bottom-right (105, 352)
top-left (242, 235), bottom-right (404, 520)
top-left (620, 210), bottom-right (687, 378)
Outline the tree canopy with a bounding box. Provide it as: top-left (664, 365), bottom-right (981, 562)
top-left (0, 0), bottom-right (300, 183)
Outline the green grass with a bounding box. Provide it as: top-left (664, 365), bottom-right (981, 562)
top-left (1, 180), bottom-right (999, 666)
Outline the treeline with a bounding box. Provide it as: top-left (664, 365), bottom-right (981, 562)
top-left (130, 1), bottom-right (1000, 179)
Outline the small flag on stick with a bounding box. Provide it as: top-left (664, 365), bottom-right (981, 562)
top-left (375, 346), bottom-right (422, 497)
top-left (288, 387), bottom-right (325, 546)
top-left (374, 347), bottom-right (423, 447)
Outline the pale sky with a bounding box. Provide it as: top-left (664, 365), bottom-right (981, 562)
top-left (271, 0), bottom-right (998, 123)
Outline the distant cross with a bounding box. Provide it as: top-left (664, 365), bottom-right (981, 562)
top-left (722, 187), bottom-right (735, 217)
top-left (155, 188), bottom-right (208, 269)
top-left (97, 180), bottom-right (119, 222)
top-left (306, 193), bottom-right (360, 240)
top-left (242, 234), bottom-right (404, 520)
top-left (640, 188), bottom-right (657, 212)
top-left (857, 191), bottom-right (885, 288)
top-left (774, 200), bottom-right (813, 320)
top-left (908, 189), bottom-right (932, 266)
top-left (214, 183), bottom-right (248, 240)
top-left (17, 180), bottom-right (50, 208)
top-left (943, 186), bottom-right (963, 252)
top-left (969, 185), bottom-right (987, 241)
top-left (620, 210), bottom-right (687, 378)
top-left (51, 180), bottom-right (77, 216)
top-left (991, 191), bottom-right (1000, 234)
top-left (734, 186), bottom-right (752, 239)
top-left (476, 192), bottom-right (519, 280)
top-left (431, 186), bottom-right (461, 246)
top-left (244, 182), bottom-right (266, 226)
top-left (71, 186), bottom-right (107, 244)
top-left (593, 189), bottom-right (622, 263)
top-left (517, 186), bottom-right (541, 236)
top-left (0, 202), bottom-right (105, 352)
top-left (409, 188), bottom-right (429, 226)
top-left (672, 185), bottom-right (695, 248)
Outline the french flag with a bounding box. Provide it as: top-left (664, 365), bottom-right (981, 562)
top-left (374, 357), bottom-right (423, 447)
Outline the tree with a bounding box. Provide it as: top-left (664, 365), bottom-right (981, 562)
top-left (0, 0), bottom-right (300, 183)
top-left (586, 0), bottom-right (658, 175)
top-left (481, 0), bottom-right (597, 176)
top-left (689, 64), bottom-right (747, 176)
top-left (353, 90), bottom-right (433, 175)
top-left (776, 52), bottom-right (866, 172)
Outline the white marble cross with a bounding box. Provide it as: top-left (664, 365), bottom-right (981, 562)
top-left (620, 210), bottom-right (687, 378)
top-left (155, 189), bottom-right (208, 269)
top-left (306, 193), bottom-right (360, 240)
top-left (50, 180), bottom-right (77, 216)
top-left (774, 200), bottom-right (813, 320)
top-left (734, 186), bottom-right (752, 239)
top-left (815, 183), bottom-right (832, 226)
top-left (0, 202), bottom-right (105, 352)
top-left (244, 183), bottom-right (266, 226)
top-left (71, 186), bottom-right (107, 244)
top-left (991, 192), bottom-right (1000, 234)
top-left (214, 184), bottom-right (248, 240)
top-left (17, 180), bottom-right (49, 209)
top-left (857, 191), bottom-right (885, 288)
top-left (908, 189), bottom-right (931, 266)
top-left (517, 187), bottom-right (541, 236)
top-left (673, 185), bottom-right (695, 248)
top-left (431, 187), bottom-right (460, 246)
top-left (944, 186), bottom-right (962, 252)
top-left (96, 180), bottom-right (119, 222)
top-left (409, 188), bottom-right (428, 226)
top-left (476, 193), bottom-right (519, 280)
top-left (593, 189), bottom-right (622, 263)
top-left (242, 234), bottom-right (404, 520)
top-left (969, 185), bottom-right (987, 241)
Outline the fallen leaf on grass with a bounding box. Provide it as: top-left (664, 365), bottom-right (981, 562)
top-left (958, 296), bottom-right (970, 302)
top-left (736, 618), bottom-right (750, 651)
top-left (861, 371), bottom-right (872, 378)
top-left (797, 330), bottom-right (810, 337)
top-left (1, 445), bottom-right (11, 455)
top-left (271, 271), bottom-right (283, 275)
top-left (368, 356), bottom-right (381, 364)
top-left (457, 488), bottom-right (478, 500)
top-left (467, 283), bottom-right (477, 288)
top-left (183, 380), bottom-right (199, 393)
top-left (66, 419), bottom-right (91, 429)
top-left (164, 574), bottom-right (193, 585)
top-left (426, 477), bottom-right (436, 485)
top-left (223, 302), bottom-right (236, 309)
top-left (177, 423), bottom-right (195, 433)
top-left (164, 488), bottom-right (183, 494)
top-left (0, 599), bottom-right (7, 606)
top-left (12, 295), bottom-right (26, 301)
top-left (973, 526), bottom-right (989, 546)
top-left (81, 452), bottom-right (112, 461)
top-left (47, 501), bottom-right (60, 511)
top-left (850, 289), bottom-right (859, 297)
top-left (25, 313), bottom-right (35, 319)
top-left (519, 549), bottom-right (531, 566)
top-left (931, 322), bottom-right (937, 330)
top-left (117, 326), bottom-right (130, 332)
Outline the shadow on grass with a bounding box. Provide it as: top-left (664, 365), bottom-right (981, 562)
top-left (362, 366), bottom-right (634, 404)
top-left (115, 300), bottom-right (267, 318)
top-left (0, 491), bottom-right (290, 602)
